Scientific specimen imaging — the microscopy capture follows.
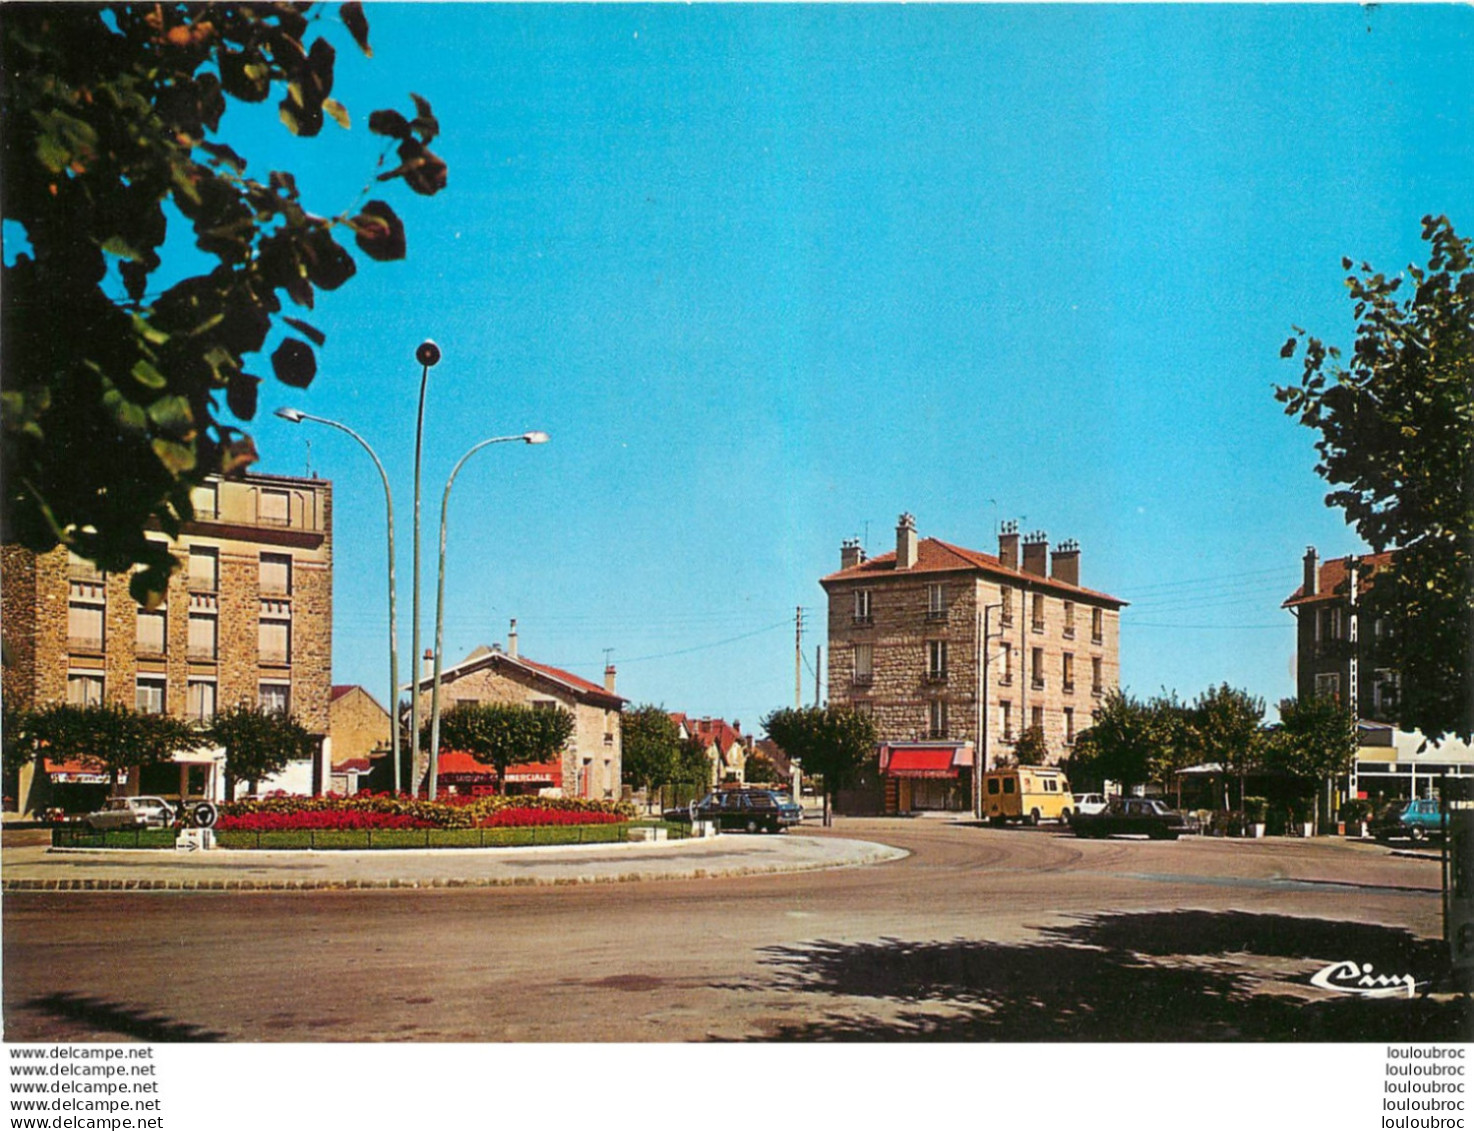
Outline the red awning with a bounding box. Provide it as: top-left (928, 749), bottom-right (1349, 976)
top-left (885, 749), bottom-right (958, 779)
top-left (435, 750), bottom-right (563, 787)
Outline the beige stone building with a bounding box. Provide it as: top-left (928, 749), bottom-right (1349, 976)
top-left (821, 514), bottom-right (1124, 812)
top-left (410, 625), bottom-right (625, 799)
top-left (669, 713), bottom-right (751, 786)
top-left (328, 684), bottom-right (392, 794)
top-left (2, 471), bottom-right (333, 810)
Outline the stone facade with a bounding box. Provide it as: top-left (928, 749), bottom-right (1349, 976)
top-left (2, 471), bottom-right (333, 793)
top-left (328, 684), bottom-right (391, 793)
top-left (411, 640), bottom-right (625, 800)
top-left (821, 515), bottom-right (1124, 770)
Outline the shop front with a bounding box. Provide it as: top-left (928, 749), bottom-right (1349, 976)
top-left (879, 742), bottom-right (976, 814)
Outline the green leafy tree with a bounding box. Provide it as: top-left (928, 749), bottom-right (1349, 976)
top-left (620, 704), bottom-right (681, 811)
top-left (1265, 696), bottom-right (1358, 832)
top-left (1010, 724), bottom-right (1050, 767)
top-left (1278, 216), bottom-right (1474, 742)
top-left (209, 703), bottom-right (316, 800)
top-left (675, 736), bottom-right (714, 790)
top-left (30, 702), bottom-right (198, 791)
top-left (761, 705), bottom-right (877, 827)
top-left (1073, 690), bottom-right (1155, 790)
top-left (2, 703), bottom-right (40, 781)
top-left (431, 702), bottom-right (575, 796)
top-left (1188, 684), bottom-right (1266, 810)
top-left (2, 3), bottom-right (448, 603)
top-left (743, 750), bottom-right (778, 784)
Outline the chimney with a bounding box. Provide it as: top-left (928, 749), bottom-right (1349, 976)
top-left (1051, 539), bottom-right (1080, 587)
top-left (896, 513), bottom-right (919, 570)
top-left (840, 538), bottom-right (864, 570)
top-left (1303, 546), bottom-right (1319, 598)
top-left (508, 617), bottom-right (519, 659)
top-left (998, 520), bottom-right (1019, 571)
top-left (422, 648), bottom-right (434, 682)
top-left (604, 664), bottom-right (617, 693)
top-left (1021, 531), bottom-right (1048, 578)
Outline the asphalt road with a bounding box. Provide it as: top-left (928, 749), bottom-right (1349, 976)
top-left (3, 820), bottom-right (1466, 1042)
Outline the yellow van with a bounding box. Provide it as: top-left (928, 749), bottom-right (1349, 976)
top-left (982, 766), bottom-right (1073, 826)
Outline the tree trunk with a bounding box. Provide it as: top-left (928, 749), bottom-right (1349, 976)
top-left (823, 788), bottom-right (832, 828)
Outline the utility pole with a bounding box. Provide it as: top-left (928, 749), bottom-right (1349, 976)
top-left (1348, 557), bottom-right (1361, 811)
top-left (814, 645), bottom-right (822, 707)
top-left (795, 606), bottom-right (804, 709)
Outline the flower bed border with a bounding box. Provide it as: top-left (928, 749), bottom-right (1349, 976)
top-left (52, 821), bottom-right (691, 851)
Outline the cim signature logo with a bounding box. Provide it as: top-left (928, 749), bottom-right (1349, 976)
top-left (1310, 960), bottom-right (1418, 999)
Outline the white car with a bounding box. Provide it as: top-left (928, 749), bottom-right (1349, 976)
top-left (1072, 793), bottom-right (1108, 817)
top-left (84, 796), bottom-right (177, 831)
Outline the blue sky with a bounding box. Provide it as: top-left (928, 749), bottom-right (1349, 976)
top-left (217, 3), bottom-right (1471, 728)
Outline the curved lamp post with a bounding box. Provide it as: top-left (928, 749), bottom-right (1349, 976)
top-left (408, 340), bottom-right (441, 797)
top-left (274, 406), bottom-right (403, 794)
top-left (425, 431), bottom-right (549, 800)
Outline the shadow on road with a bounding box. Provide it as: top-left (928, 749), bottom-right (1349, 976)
top-left (19, 992), bottom-right (227, 1043)
top-left (744, 910), bottom-right (1470, 1041)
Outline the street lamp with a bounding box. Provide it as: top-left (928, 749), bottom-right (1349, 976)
top-left (274, 406), bottom-right (404, 794)
top-left (975, 602), bottom-right (1002, 820)
top-left (408, 340), bottom-right (441, 797)
top-left (424, 430), bottom-right (549, 800)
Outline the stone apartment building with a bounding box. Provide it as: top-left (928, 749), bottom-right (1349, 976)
top-left (821, 514), bottom-right (1124, 811)
top-left (328, 684), bottom-right (392, 795)
top-left (1282, 547), bottom-right (1399, 719)
top-left (410, 623), bottom-right (626, 800)
top-left (2, 471), bottom-right (333, 809)
top-left (1282, 546), bottom-right (1473, 800)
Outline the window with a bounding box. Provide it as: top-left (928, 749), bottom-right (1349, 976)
top-left (927, 583), bottom-right (946, 620)
top-left (1032, 593), bottom-right (1045, 632)
top-left (137, 608), bottom-right (167, 656)
top-left (259, 617), bottom-right (290, 664)
top-left (853, 589), bottom-right (872, 625)
top-left (1091, 608), bottom-right (1104, 643)
top-left (1063, 601), bottom-right (1075, 638)
top-left (1064, 706), bottom-right (1075, 745)
top-left (1314, 672), bottom-right (1341, 701)
top-left (1003, 778), bottom-right (1016, 795)
top-left (1091, 656), bottom-right (1103, 695)
top-left (999, 642), bottom-right (1013, 686)
top-left (1000, 587), bottom-right (1013, 626)
top-left (927, 640), bottom-right (948, 681)
top-left (853, 642), bottom-right (873, 685)
top-left (987, 778), bottom-right (1000, 795)
top-left (68, 587), bottom-right (105, 652)
top-left (929, 699), bottom-right (948, 739)
top-left (259, 553), bottom-right (292, 596)
top-left (259, 683), bottom-right (290, 715)
top-left (188, 547), bottom-right (218, 591)
top-left (187, 679), bottom-right (216, 723)
top-left (67, 549), bottom-right (102, 580)
top-left (1062, 652), bottom-right (1075, 693)
top-left (259, 488), bottom-right (290, 525)
top-left (190, 482), bottom-right (218, 520)
top-left (1373, 669), bottom-right (1398, 715)
top-left (136, 677), bottom-right (166, 715)
top-left (188, 612), bottom-right (218, 660)
top-left (1031, 647), bottom-right (1045, 690)
top-left (532, 699), bottom-right (559, 712)
top-left (1031, 705), bottom-right (1044, 731)
top-left (67, 672), bottom-right (104, 707)
top-left (1000, 701), bottom-right (1013, 741)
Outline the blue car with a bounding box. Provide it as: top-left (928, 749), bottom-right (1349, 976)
top-left (1372, 799), bottom-right (1444, 843)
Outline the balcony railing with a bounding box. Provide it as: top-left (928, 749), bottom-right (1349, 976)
top-left (1063, 680), bottom-right (1075, 694)
top-left (1032, 620), bottom-right (1045, 634)
top-left (67, 636), bottom-right (104, 653)
top-left (925, 609), bottom-right (947, 621)
top-left (852, 672), bottom-right (873, 687)
top-left (1091, 683), bottom-right (1104, 697)
top-left (851, 613), bottom-right (873, 627)
top-left (924, 671), bottom-right (949, 685)
top-left (1063, 626), bottom-right (1076, 639)
top-left (926, 728), bottom-right (949, 740)
top-left (1091, 632), bottom-right (1103, 644)
top-left (1031, 677), bottom-right (1045, 690)
top-left (997, 674), bottom-right (1013, 687)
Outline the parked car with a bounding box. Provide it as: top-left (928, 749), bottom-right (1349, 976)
top-left (1372, 799), bottom-right (1444, 843)
top-left (751, 790), bottom-right (804, 826)
top-left (83, 796), bottom-right (177, 831)
top-left (1072, 793), bottom-right (1108, 818)
top-left (1071, 797), bottom-right (1192, 840)
top-left (662, 789), bottom-right (787, 833)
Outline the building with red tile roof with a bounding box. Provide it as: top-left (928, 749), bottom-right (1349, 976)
top-left (821, 514), bottom-right (1124, 814)
top-left (670, 712), bottom-right (751, 785)
top-left (409, 623), bottom-right (626, 800)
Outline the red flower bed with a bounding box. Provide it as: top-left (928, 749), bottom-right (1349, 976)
top-left (475, 808), bottom-right (624, 828)
top-left (219, 810), bottom-right (432, 832)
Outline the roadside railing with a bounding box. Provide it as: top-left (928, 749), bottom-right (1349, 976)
top-left (53, 821), bottom-right (690, 851)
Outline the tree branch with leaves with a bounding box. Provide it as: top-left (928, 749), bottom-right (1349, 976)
top-left (2, 3), bottom-right (449, 603)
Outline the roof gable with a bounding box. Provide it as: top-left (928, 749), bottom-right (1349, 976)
top-left (1282, 551), bottom-right (1395, 608)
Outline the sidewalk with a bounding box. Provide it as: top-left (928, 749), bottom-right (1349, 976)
top-left (0, 831), bottom-right (907, 892)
